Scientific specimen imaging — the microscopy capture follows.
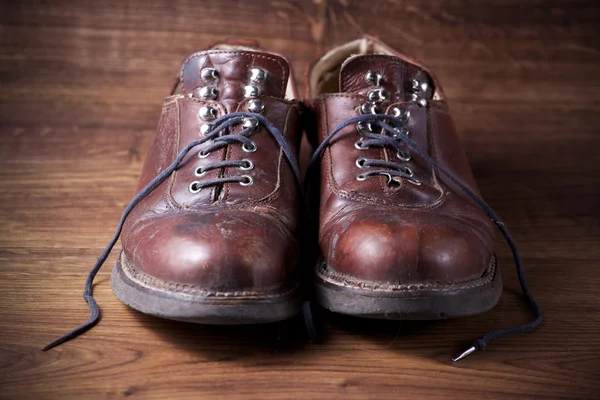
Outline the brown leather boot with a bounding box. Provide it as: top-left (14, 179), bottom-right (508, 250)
top-left (44, 43), bottom-right (308, 350)
top-left (305, 37), bottom-right (542, 360)
top-left (107, 44), bottom-right (305, 324)
top-left (307, 36), bottom-right (503, 320)
top-left (44, 43), bottom-right (306, 352)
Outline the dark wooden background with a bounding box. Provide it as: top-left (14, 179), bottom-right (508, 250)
top-left (1, 0), bottom-right (599, 398)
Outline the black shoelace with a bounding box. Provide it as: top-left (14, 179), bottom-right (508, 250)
top-left (306, 113), bottom-right (543, 362)
top-left (42, 111), bottom-right (304, 351)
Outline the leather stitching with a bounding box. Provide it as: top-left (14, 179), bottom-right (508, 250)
top-left (120, 252), bottom-right (299, 298)
top-left (316, 254), bottom-right (497, 292)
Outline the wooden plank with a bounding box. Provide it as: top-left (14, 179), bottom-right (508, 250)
top-left (1, 0), bottom-right (599, 398)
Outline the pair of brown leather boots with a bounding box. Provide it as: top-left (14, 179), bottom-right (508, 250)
top-left (45, 36), bottom-right (542, 361)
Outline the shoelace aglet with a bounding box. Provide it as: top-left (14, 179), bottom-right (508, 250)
top-left (452, 345), bottom-right (478, 362)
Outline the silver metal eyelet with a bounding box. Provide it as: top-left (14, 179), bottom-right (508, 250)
top-left (200, 123), bottom-right (214, 136)
top-left (242, 117), bottom-right (259, 131)
top-left (198, 150), bottom-right (210, 159)
top-left (239, 159), bottom-right (254, 171)
top-left (239, 175), bottom-right (254, 186)
top-left (198, 105), bottom-right (218, 121)
top-left (392, 127), bottom-right (410, 138)
top-left (354, 139), bottom-right (369, 150)
top-left (195, 166), bottom-right (206, 177)
top-left (410, 93), bottom-right (428, 107)
top-left (412, 79), bottom-right (429, 92)
top-left (365, 71), bottom-right (382, 86)
top-left (199, 86), bottom-right (218, 100)
top-left (250, 67), bottom-right (267, 82)
top-left (355, 157), bottom-right (367, 168)
top-left (391, 107), bottom-right (410, 121)
top-left (397, 150), bottom-right (411, 162)
top-left (247, 99), bottom-right (264, 114)
top-left (244, 85), bottom-right (261, 98)
top-left (404, 167), bottom-right (414, 178)
top-left (382, 173), bottom-right (394, 185)
top-left (368, 88), bottom-right (388, 103)
top-left (200, 68), bottom-right (218, 82)
top-left (356, 121), bottom-right (374, 135)
top-left (360, 102), bottom-right (380, 115)
top-left (242, 142), bottom-right (257, 153)
top-left (189, 181), bottom-right (202, 193)
top-left (408, 178), bottom-right (422, 186)
top-left (356, 174), bottom-right (368, 181)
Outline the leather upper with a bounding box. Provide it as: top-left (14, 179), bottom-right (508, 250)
top-left (121, 49), bottom-right (302, 292)
top-left (312, 40), bottom-right (495, 285)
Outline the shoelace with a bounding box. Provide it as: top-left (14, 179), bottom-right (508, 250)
top-left (354, 121), bottom-right (420, 186)
top-left (42, 111), bottom-right (304, 351)
top-left (306, 113), bottom-right (543, 362)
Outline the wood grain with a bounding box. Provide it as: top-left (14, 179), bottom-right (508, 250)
top-left (1, 0), bottom-right (599, 398)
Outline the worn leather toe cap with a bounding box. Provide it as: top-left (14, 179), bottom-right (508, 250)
top-left (322, 208), bottom-right (492, 284)
top-left (122, 211), bottom-right (297, 291)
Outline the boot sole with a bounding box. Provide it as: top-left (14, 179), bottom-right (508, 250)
top-left (315, 255), bottom-right (502, 320)
top-left (110, 251), bottom-right (302, 324)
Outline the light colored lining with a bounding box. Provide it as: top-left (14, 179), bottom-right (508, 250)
top-left (309, 37), bottom-right (443, 100)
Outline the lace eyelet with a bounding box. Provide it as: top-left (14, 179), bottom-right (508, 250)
top-left (360, 102), bottom-right (380, 115)
top-left (242, 142), bottom-right (257, 153)
top-left (407, 178), bottom-right (422, 186)
top-left (242, 117), bottom-right (259, 131)
top-left (239, 159), bottom-right (254, 171)
top-left (194, 166), bottom-right (206, 177)
top-left (368, 88), bottom-right (388, 103)
top-left (244, 85), bottom-right (261, 98)
top-left (392, 127), bottom-right (410, 138)
top-left (412, 79), bottom-right (429, 92)
top-left (198, 106), bottom-right (218, 121)
top-left (356, 122), bottom-right (374, 135)
top-left (365, 71), bottom-right (382, 86)
top-left (199, 86), bottom-right (218, 100)
top-left (381, 173), bottom-right (394, 185)
top-left (239, 175), bottom-right (254, 186)
top-left (198, 150), bottom-right (210, 159)
top-left (397, 150), bottom-right (411, 162)
top-left (391, 107), bottom-right (410, 121)
top-left (410, 92), bottom-right (427, 107)
top-left (200, 68), bottom-right (219, 82)
top-left (354, 140), bottom-right (369, 150)
top-left (250, 68), bottom-right (267, 82)
top-left (356, 174), bottom-right (368, 181)
top-left (200, 123), bottom-right (214, 137)
top-left (404, 167), bottom-right (414, 178)
top-left (247, 99), bottom-right (264, 114)
top-left (189, 181), bottom-right (202, 193)
top-left (355, 157), bottom-right (367, 168)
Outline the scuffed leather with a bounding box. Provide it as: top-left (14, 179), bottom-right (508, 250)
top-left (121, 50), bottom-right (302, 292)
top-left (314, 49), bottom-right (495, 285)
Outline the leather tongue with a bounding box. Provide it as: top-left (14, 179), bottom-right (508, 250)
top-left (180, 50), bottom-right (290, 112)
top-left (339, 54), bottom-right (433, 103)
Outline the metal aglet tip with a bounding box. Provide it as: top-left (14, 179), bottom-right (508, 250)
top-left (452, 346), bottom-right (477, 362)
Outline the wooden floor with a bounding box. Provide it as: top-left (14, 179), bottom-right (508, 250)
top-left (1, 0), bottom-right (599, 398)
